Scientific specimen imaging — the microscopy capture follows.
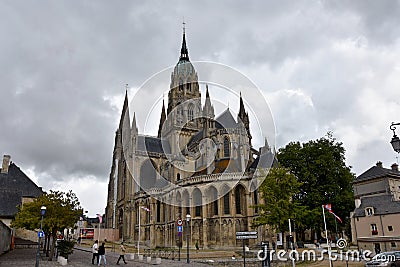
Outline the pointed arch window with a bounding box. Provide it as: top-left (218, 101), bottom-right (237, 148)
top-left (156, 200), bottom-right (161, 222)
top-left (213, 199), bottom-right (218, 216)
top-left (235, 186), bottom-right (243, 214)
top-left (188, 104), bottom-right (194, 121)
top-left (223, 137), bottom-right (230, 158)
top-left (179, 79), bottom-right (183, 91)
top-left (254, 189), bottom-right (259, 214)
top-left (223, 193), bottom-right (230, 214)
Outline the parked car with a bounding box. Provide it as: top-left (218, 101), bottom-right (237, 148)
top-left (365, 251), bottom-right (400, 267)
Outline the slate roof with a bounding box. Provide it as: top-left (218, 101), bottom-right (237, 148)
top-left (353, 195), bottom-right (400, 217)
top-left (354, 166), bottom-right (400, 183)
top-left (0, 163), bottom-right (43, 217)
top-left (215, 108), bottom-right (238, 129)
top-left (248, 151), bottom-right (278, 171)
top-left (137, 136), bottom-right (171, 154)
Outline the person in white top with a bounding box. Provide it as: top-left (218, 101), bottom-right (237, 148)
top-left (92, 240), bottom-right (99, 265)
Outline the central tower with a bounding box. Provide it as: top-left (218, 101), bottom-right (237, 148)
top-left (161, 27), bottom-right (202, 154)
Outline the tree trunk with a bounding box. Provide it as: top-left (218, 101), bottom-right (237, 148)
top-left (48, 230), bottom-right (57, 261)
top-left (43, 234), bottom-right (47, 254)
top-left (46, 234), bottom-right (50, 257)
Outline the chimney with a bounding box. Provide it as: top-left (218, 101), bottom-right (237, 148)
top-left (1, 155), bottom-right (11, 174)
top-left (376, 161), bottom-right (383, 168)
top-left (354, 198), bottom-right (361, 208)
top-left (391, 163), bottom-right (399, 172)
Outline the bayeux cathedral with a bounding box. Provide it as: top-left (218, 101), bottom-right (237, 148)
top-left (105, 29), bottom-right (276, 249)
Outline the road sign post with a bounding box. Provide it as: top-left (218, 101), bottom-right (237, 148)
top-left (176, 218), bottom-right (183, 261)
top-left (236, 231), bottom-right (258, 267)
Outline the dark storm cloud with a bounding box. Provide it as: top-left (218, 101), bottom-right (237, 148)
top-left (0, 0), bottom-right (399, 214)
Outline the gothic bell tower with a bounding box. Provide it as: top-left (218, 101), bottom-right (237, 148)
top-left (162, 25), bottom-right (202, 154)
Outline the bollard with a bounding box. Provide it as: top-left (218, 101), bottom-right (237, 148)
top-left (146, 256), bottom-right (151, 263)
top-left (126, 253), bottom-right (134, 260)
top-left (155, 257), bottom-right (162, 265)
top-left (138, 254), bottom-right (144, 261)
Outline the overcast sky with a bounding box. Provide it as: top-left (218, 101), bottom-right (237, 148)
top-left (1, 1), bottom-right (400, 217)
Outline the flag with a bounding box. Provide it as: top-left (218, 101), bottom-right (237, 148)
top-left (96, 214), bottom-right (103, 224)
top-left (140, 206), bottom-right (150, 212)
top-left (324, 204), bottom-right (342, 223)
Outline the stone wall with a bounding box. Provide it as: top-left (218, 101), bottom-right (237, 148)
top-left (0, 220), bottom-right (11, 255)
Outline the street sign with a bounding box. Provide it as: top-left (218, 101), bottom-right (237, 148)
top-left (236, 231), bottom-right (257, 236)
top-left (236, 231), bottom-right (258, 266)
top-left (177, 226), bottom-right (183, 232)
top-left (236, 235), bottom-right (258, 239)
top-left (38, 231), bottom-right (45, 238)
top-left (177, 219), bottom-right (183, 226)
top-left (236, 231), bottom-right (257, 240)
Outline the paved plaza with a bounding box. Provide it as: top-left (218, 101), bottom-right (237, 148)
top-left (0, 247), bottom-right (216, 267)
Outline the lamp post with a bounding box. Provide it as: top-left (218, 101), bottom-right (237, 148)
top-left (186, 214), bottom-right (191, 264)
top-left (35, 206), bottom-right (46, 267)
top-left (390, 122), bottom-right (400, 153)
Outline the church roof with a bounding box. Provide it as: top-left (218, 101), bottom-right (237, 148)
top-left (0, 163), bottom-right (43, 217)
top-left (248, 151), bottom-right (278, 172)
top-left (137, 136), bottom-right (171, 155)
top-left (353, 195), bottom-right (400, 217)
top-left (215, 108), bottom-right (238, 129)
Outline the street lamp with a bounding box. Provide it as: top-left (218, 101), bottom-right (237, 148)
top-left (186, 214), bottom-right (191, 264)
top-left (390, 122), bottom-right (400, 153)
top-left (35, 206), bottom-right (46, 267)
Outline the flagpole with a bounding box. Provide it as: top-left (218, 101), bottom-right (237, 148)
top-left (334, 217), bottom-right (338, 240)
top-left (322, 205), bottom-right (332, 267)
top-left (288, 219), bottom-right (295, 267)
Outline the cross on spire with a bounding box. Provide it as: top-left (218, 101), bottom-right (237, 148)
top-left (183, 17), bottom-right (186, 34)
top-left (179, 19), bottom-right (189, 62)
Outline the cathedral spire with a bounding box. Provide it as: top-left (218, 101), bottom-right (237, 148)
top-left (237, 92), bottom-right (252, 146)
top-left (179, 21), bottom-right (189, 62)
top-left (119, 88), bottom-right (130, 130)
top-left (158, 99), bottom-right (166, 138)
top-left (132, 112), bottom-right (137, 134)
top-left (203, 84), bottom-right (214, 118)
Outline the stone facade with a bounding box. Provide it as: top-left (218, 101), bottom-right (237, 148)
top-left (105, 31), bottom-right (275, 249)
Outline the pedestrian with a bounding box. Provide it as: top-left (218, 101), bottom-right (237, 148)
top-left (91, 240), bottom-right (99, 265)
top-left (116, 242), bottom-right (127, 265)
top-left (98, 242), bottom-right (107, 266)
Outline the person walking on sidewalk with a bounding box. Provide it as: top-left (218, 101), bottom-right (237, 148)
top-left (92, 240), bottom-right (99, 265)
top-left (116, 242), bottom-right (127, 265)
top-left (98, 242), bottom-right (107, 266)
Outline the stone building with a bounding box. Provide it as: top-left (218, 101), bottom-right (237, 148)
top-left (351, 161), bottom-right (400, 253)
top-left (105, 30), bottom-right (275, 249)
top-left (0, 155), bottom-right (43, 226)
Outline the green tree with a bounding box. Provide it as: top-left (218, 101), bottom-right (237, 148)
top-left (12, 190), bottom-right (82, 261)
top-left (278, 133), bottom-right (355, 239)
top-left (254, 167), bottom-right (306, 234)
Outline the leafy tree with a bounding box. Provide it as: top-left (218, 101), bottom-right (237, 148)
top-left (254, 167), bottom-right (306, 234)
top-left (277, 133), bottom-right (355, 239)
top-left (57, 239), bottom-right (76, 259)
top-left (12, 190), bottom-right (82, 261)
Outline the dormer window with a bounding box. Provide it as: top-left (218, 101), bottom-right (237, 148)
top-left (365, 207), bottom-right (374, 216)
